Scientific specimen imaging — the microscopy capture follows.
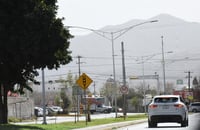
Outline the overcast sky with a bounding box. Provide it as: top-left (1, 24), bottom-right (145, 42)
top-left (57, 0), bottom-right (200, 35)
top-left (38, 0), bottom-right (200, 89)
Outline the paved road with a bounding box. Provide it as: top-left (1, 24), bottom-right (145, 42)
top-left (117, 113), bottom-right (200, 130)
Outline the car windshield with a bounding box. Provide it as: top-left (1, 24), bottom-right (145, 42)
top-left (154, 97), bottom-right (178, 103)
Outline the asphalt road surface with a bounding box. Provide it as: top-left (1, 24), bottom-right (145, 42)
top-left (117, 113), bottom-right (200, 130)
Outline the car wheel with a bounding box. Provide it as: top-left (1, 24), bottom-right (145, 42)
top-left (192, 109), bottom-right (197, 113)
top-left (148, 119), bottom-right (157, 128)
top-left (181, 118), bottom-right (188, 127)
top-left (148, 119), bottom-right (152, 128)
top-left (90, 111), bottom-right (94, 114)
top-left (186, 119), bottom-right (189, 126)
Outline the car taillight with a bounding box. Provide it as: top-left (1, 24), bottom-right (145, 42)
top-left (149, 104), bottom-right (158, 109)
top-left (174, 104), bottom-right (183, 108)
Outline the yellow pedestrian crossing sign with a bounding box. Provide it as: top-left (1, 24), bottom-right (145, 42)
top-left (76, 73), bottom-right (93, 90)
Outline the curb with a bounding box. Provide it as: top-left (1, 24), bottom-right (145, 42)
top-left (73, 119), bottom-right (147, 130)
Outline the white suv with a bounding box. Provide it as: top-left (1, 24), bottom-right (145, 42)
top-left (148, 95), bottom-right (188, 128)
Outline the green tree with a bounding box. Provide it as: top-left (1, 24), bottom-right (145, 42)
top-left (67, 71), bottom-right (74, 87)
top-left (0, 0), bottom-right (72, 124)
top-left (60, 89), bottom-right (71, 113)
top-left (193, 77), bottom-right (199, 88)
top-left (131, 96), bottom-right (140, 112)
top-left (100, 81), bottom-right (116, 106)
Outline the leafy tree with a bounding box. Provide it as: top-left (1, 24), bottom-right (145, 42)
top-left (60, 89), bottom-right (71, 113)
top-left (55, 94), bottom-right (61, 106)
top-left (193, 76), bottom-right (199, 88)
top-left (67, 71), bottom-right (74, 87)
top-left (131, 96), bottom-right (140, 112)
top-left (192, 77), bottom-right (200, 101)
top-left (0, 0), bottom-right (72, 124)
top-left (100, 80), bottom-right (116, 106)
top-left (165, 82), bottom-right (174, 94)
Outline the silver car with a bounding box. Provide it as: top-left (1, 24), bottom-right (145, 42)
top-left (148, 95), bottom-right (188, 128)
top-left (189, 102), bottom-right (200, 112)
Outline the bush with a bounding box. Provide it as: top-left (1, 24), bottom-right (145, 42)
top-left (8, 117), bottom-right (21, 123)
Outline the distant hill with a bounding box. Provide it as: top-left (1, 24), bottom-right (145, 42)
top-left (47, 14), bottom-right (200, 91)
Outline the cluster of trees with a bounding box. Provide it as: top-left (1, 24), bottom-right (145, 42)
top-left (100, 80), bottom-right (158, 112)
top-left (192, 77), bottom-right (200, 101)
top-left (0, 0), bottom-right (72, 124)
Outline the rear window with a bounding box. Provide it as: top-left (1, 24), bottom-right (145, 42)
top-left (154, 97), bottom-right (178, 103)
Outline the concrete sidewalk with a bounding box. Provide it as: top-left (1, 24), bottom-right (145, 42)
top-left (73, 119), bottom-right (147, 130)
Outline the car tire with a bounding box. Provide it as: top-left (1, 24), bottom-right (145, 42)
top-left (148, 119), bottom-right (157, 128)
top-left (181, 118), bottom-right (187, 127)
top-left (186, 119), bottom-right (189, 126)
top-left (192, 109), bottom-right (197, 113)
top-left (90, 111), bottom-right (94, 114)
top-left (103, 109), bottom-right (108, 113)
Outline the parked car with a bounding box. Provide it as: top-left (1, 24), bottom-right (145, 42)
top-left (148, 95), bottom-right (188, 128)
top-left (189, 102), bottom-right (200, 112)
top-left (34, 107), bottom-right (48, 117)
top-left (96, 104), bottom-right (112, 113)
top-left (111, 106), bottom-right (123, 112)
top-left (47, 106), bottom-right (63, 115)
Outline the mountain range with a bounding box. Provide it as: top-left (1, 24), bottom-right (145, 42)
top-left (46, 14), bottom-right (200, 91)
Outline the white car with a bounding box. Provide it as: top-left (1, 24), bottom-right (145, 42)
top-left (47, 106), bottom-right (63, 114)
top-left (188, 102), bottom-right (200, 112)
top-left (148, 95), bottom-right (188, 128)
top-left (34, 107), bottom-right (48, 117)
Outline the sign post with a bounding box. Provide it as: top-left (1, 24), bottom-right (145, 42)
top-left (76, 73), bottom-right (93, 125)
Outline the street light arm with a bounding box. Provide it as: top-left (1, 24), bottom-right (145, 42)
top-left (112, 20), bottom-right (158, 40)
top-left (65, 26), bottom-right (112, 41)
top-left (136, 51), bottom-right (173, 64)
top-left (66, 20), bottom-right (158, 41)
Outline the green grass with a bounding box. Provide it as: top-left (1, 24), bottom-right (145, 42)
top-left (0, 114), bottom-right (147, 130)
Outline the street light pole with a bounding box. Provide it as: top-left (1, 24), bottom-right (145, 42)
top-left (110, 33), bottom-right (118, 117)
top-left (121, 42), bottom-right (127, 119)
top-left (161, 36), bottom-right (166, 94)
top-left (141, 56), bottom-right (147, 113)
top-left (66, 20), bottom-right (158, 117)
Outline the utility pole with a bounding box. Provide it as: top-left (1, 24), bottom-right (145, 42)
top-left (75, 55), bottom-right (82, 122)
top-left (121, 42), bottom-right (127, 119)
top-left (141, 56), bottom-right (147, 113)
top-left (185, 71), bottom-right (192, 91)
top-left (155, 72), bottom-right (160, 95)
top-left (161, 36), bottom-right (166, 94)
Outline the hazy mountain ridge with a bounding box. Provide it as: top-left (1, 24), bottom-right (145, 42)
top-left (70, 14), bottom-right (200, 58)
top-left (66, 14), bottom-right (200, 88)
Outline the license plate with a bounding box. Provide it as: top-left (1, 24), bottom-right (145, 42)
top-left (162, 105), bottom-right (169, 109)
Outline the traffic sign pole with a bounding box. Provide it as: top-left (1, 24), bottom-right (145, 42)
top-left (76, 73), bottom-right (93, 125)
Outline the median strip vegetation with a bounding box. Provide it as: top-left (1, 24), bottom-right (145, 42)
top-left (0, 114), bottom-right (147, 130)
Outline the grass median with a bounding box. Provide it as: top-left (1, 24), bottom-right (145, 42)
top-left (0, 114), bottom-right (147, 130)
